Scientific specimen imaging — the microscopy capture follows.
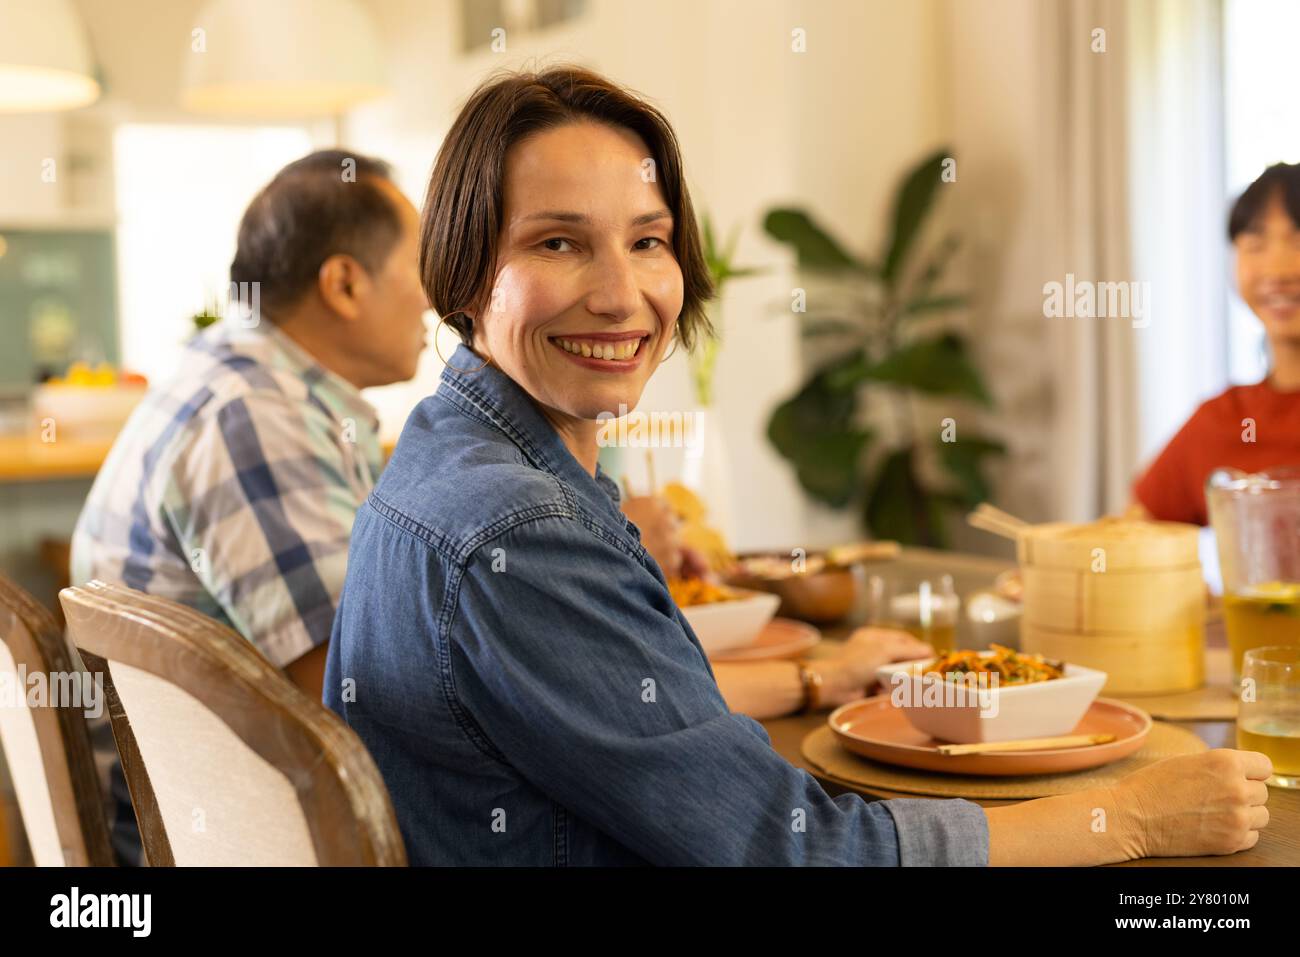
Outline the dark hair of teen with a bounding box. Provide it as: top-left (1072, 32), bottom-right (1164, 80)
top-left (1228, 162), bottom-right (1300, 241)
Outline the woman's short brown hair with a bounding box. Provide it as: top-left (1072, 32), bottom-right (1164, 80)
top-left (419, 65), bottom-right (714, 351)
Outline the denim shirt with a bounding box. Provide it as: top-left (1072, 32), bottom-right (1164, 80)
top-left (325, 345), bottom-right (989, 866)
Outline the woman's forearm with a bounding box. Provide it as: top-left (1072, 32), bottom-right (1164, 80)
top-left (713, 661), bottom-right (805, 719)
top-left (714, 660), bottom-right (857, 719)
top-left (985, 786), bottom-right (1143, 866)
top-left (716, 662), bottom-right (1149, 865)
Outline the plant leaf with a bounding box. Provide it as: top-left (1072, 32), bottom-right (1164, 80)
top-left (881, 149), bottom-right (952, 287)
top-left (866, 332), bottom-right (992, 405)
top-left (907, 232), bottom-right (961, 302)
top-left (763, 208), bottom-right (870, 274)
top-left (901, 294), bottom-right (968, 317)
top-left (767, 365), bottom-right (872, 507)
top-left (935, 433), bottom-right (1007, 508)
top-left (701, 210), bottom-right (764, 289)
top-left (701, 211), bottom-right (716, 260)
top-left (724, 221), bottom-right (742, 262)
top-left (862, 446), bottom-right (946, 547)
top-left (822, 350), bottom-right (874, 391)
top-left (720, 266), bottom-right (764, 280)
top-left (800, 318), bottom-right (865, 339)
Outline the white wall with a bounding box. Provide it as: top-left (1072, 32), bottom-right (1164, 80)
top-left (937, 0), bottom-right (1057, 549)
top-left (0, 114), bottom-right (66, 222)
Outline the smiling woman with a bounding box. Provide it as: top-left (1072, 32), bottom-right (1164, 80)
top-left (420, 68), bottom-right (713, 350)
top-left (417, 68), bottom-right (714, 472)
top-left (323, 64), bottom-right (1270, 867)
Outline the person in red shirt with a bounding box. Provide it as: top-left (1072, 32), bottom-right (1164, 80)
top-left (1133, 162), bottom-right (1300, 525)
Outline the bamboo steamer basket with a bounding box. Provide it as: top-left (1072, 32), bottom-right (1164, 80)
top-left (1017, 517), bottom-right (1205, 695)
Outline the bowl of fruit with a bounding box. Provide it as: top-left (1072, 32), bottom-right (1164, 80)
top-left (32, 362), bottom-right (148, 440)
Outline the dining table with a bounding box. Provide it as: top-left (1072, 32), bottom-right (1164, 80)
top-left (758, 546), bottom-right (1300, 867)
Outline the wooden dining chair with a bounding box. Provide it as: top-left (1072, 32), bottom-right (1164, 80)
top-left (0, 573), bottom-right (114, 866)
top-left (60, 580), bottom-right (406, 867)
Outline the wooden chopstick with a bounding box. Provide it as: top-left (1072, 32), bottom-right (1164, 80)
top-left (967, 502), bottom-right (1033, 540)
top-left (975, 503), bottom-right (1029, 529)
top-left (966, 511), bottom-right (1024, 541)
top-left (825, 540), bottom-right (901, 566)
top-left (936, 733), bottom-right (1116, 755)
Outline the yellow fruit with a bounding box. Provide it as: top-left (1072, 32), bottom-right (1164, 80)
top-left (680, 525), bottom-right (735, 572)
top-left (658, 481), bottom-right (735, 572)
top-left (661, 481), bottom-right (707, 523)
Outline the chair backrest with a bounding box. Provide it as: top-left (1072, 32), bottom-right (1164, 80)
top-left (0, 574), bottom-right (112, 866)
top-left (60, 581), bottom-right (406, 867)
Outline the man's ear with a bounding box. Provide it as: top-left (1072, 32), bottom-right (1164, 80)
top-left (318, 254), bottom-right (370, 322)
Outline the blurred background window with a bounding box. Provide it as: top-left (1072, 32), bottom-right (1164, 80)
top-left (1223, 0), bottom-right (1300, 385)
top-left (112, 123), bottom-right (313, 384)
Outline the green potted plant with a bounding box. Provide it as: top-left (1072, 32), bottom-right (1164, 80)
top-left (763, 148), bottom-right (1004, 547)
top-left (667, 213), bottom-right (764, 542)
top-left (689, 212), bottom-right (764, 407)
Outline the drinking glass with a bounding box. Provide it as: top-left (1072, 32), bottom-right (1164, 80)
top-left (1207, 469), bottom-right (1300, 681)
top-left (1237, 645), bottom-right (1300, 789)
top-left (865, 574), bottom-right (960, 655)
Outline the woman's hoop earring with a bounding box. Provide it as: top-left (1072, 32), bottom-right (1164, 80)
top-left (435, 313), bottom-right (491, 373)
top-left (659, 337), bottom-right (679, 364)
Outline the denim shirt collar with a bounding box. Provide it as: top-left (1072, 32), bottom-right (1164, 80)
top-left (436, 344), bottom-right (627, 525)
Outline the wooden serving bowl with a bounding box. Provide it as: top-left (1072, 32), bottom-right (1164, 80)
top-left (726, 552), bottom-right (859, 625)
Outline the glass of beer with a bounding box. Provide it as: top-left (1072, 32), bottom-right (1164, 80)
top-left (1237, 646), bottom-right (1300, 788)
top-left (1223, 584), bottom-right (1300, 680)
top-left (1207, 469), bottom-right (1300, 680)
top-left (865, 574), bottom-right (960, 655)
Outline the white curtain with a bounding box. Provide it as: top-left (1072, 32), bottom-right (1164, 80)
top-left (1127, 0), bottom-right (1230, 470)
top-left (1036, 0), bottom-right (1226, 521)
top-left (1037, 0), bottom-right (1139, 521)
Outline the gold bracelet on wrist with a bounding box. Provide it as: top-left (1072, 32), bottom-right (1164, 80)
top-left (796, 660), bottom-right (824, 713)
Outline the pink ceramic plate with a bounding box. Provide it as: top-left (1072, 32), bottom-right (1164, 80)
top-left (708, 618), bottom-right (821, 662)
top-left (828, 695), bottom-right (1152, 776)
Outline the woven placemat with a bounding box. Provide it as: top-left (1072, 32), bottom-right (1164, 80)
top-left (802, 720), bottom-right (1207, 800)
top-left (1111, 647), bottom-right (1236, 721)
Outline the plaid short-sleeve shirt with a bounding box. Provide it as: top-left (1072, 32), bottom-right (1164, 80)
top-left (71, 320), bottom-right (383, 865)
top-left (72, 320), bottom-right (383, 667)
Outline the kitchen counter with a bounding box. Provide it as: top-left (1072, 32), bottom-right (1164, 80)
top-left (0, 432), bottom-right (399, 483)
top-left (0, 434), bottom-right (115, 483)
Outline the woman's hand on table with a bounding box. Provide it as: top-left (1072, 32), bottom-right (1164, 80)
top-left (560, 491), bottom-right (1273, 861)
top-left (1110, 749), bottom-right (1273, 858)
top-left (986, 748), bottom-right (1273, 865)
top-left (814, 626), bottom-right (934, 707)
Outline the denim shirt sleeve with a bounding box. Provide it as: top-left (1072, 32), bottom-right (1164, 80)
top-left (446, 514), bottom-right (989, 866)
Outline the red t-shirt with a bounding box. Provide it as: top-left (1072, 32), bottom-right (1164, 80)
top-left (1133, 381), bottom-right (1300, 526)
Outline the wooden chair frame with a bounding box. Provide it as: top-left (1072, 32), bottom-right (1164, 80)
top-left (0, 573), bottom-right (113, 866)
top-left (60, 580), bottom-right (406, 867)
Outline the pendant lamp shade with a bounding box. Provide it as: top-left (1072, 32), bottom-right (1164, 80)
top-left (0, 0), bottom-right (100, 112)
top-left (182, 0), bottom-right (388, 116)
